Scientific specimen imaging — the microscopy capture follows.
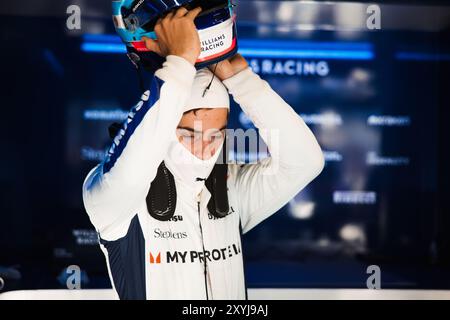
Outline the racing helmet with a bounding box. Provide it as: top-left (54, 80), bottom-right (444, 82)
top-left (112, 0), bottom-right (238, 72)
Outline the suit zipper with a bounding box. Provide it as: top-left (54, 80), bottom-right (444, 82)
top-left (197, 200), bottom-right (209, 300)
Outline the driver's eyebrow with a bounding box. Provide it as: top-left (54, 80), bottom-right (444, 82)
top-left (177, 125), bottom-right (227, 133)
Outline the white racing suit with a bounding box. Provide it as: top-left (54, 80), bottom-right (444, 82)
top-left (82, 55), bottom-right (325, 300)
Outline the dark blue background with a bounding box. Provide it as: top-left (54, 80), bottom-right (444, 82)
top-left (0, 0), bottom-right (449, 291)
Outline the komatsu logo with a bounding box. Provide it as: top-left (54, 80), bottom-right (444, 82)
top-left (149, 243), bottom-right (241, 264)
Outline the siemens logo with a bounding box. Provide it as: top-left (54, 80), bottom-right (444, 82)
top-left (153, 228), bottom-right (187, 240)
top-left (149, 243), bottom-right (241, 264)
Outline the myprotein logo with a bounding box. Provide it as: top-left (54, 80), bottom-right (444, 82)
top-left (149, 252), bottom-right (161, 264)
top-left (153, 228), bottom-right (188, 240)
top-left (149, 243), bottom-right (241, 264)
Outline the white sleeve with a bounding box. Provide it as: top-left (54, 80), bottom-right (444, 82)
top-left (222, 67), bottom-right (325, 234)
top-left (82, 55), bottom-right (196, 239)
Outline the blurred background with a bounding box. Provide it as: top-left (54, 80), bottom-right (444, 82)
top-left (0, 0), bottom-right (450, 294)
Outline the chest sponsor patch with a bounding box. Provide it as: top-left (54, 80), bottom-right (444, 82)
top-left (208, 206), bottom-right (235, 220)
top-left (153, 228), bottom-right (188, 240)
top-left (149, 242), bottom-right (241, 264)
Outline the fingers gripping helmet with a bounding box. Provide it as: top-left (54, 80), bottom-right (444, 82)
top-left (112, 0), bottom-right (238, 72)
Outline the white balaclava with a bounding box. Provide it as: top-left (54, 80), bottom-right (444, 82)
top-left (164, 67), bottom-right (230, 195)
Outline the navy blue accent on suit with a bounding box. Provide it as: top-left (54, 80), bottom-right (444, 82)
top-left (100, 215), bottom-right (146, 300)
top-left (103, 75), bottom-right (164, 173)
